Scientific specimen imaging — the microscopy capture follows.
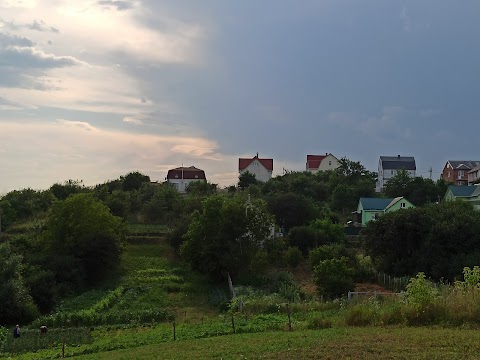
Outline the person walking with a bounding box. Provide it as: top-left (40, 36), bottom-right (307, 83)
top-left (13, 324), bottom-right (21, 338)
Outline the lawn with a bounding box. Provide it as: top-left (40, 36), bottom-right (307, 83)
top-left (69, 327), bottom-right (480, 359)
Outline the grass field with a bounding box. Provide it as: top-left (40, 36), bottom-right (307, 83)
top-left (66, 327), bottom-right (480, 359)
top-left (5, 224), bottom-right (480, 359)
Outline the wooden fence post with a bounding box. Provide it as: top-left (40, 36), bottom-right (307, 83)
top-left (286, 303), bottom-right (292, 331)
top-left (231, 315), bottom-right (236, 334)
top-left (173, 321), bottom-right (176, 340)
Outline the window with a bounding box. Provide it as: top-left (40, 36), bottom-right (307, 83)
top-left (458, 170), bottom-right (465, 178)
top-left (391, 170), bottom-right (394, 175)
top-left (329, 161), bottom-right (332, 166)
top-left (447, 171), bottom-right (450, 177)
top-left (175, 174), bottom-right (178, 178)
top-left (195, 175), bottom-right (198, 178)
top-left (253, 162), bottom-right (258, 166)
top-left (400, 202), bottom-right (405, 208)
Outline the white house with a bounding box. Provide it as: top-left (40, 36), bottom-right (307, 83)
top-left (306, 153), bottom-right (340, 173)
top-left (239, 153), bottom-right (273, 183)
top-left (376, 155), bottom-right (416, 192)
top-left (166, 166), bottom-right (206, 193)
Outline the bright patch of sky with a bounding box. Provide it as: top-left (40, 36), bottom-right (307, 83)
top-left (1, 0), bottom-right (479, 193)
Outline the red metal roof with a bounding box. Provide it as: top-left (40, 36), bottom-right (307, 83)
top-left (238, 156), bottom-right (273, 171)
top-left (167, 166), bottom-right (206, 180)
top-left (306, 154), bottom-right (326, 169)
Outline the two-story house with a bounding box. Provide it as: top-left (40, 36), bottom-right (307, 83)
top-left (468, 166), bottom-right (480, 185)
top-left (376, 155), bottom-right (416, 192)
top-left (442, 161), bottom-right (480, 185)
top-left (166, 166), bottom-right (206, 193)
top-left (444, 184), bottom-right (480, 209)
top-left (239, 153), bottom-right (273, 183)
top-left (306, 153), bottom-right (340, 173)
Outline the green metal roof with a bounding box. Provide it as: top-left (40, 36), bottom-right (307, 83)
top-left (359, 197), bottom-right (395, 211)
top-left (448, 185), bottom-right (477, 197)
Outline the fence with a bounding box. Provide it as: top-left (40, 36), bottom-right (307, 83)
top-left (376, 272), bottom-right (411, 292)
top-left (347, 291), bottom-right (401, 301)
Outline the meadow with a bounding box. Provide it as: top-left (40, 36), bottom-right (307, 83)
top-left (4, 225), bottom-right (480, 359)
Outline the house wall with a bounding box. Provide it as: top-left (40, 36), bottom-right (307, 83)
top-left (362, 210), bottom-right (383, 225)
top-left (468, 169), bottom-right (480, 185)
top-left (316, 154), bottom-right (340, 172)
top-left (386, 199), bottom-right (415, 213)
top-left (240, 160), bottom-right (272, 182)
top-left (168, 178), bottom-right (205, 193)
top-left (377, 159), bottom-right (416, 192)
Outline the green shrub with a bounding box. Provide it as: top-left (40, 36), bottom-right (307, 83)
top-left (307, 316), bottom-right (333, 329)
top-left (286, 247), bottom-right (303, 268)
top-left (345, 304), bottom-right (375, 326)
top-left (309, 243), bottom-right (347, 269)
top-left (313, 257), bottom-right (354, 299)
top-left (405, 272), bottom-right (438, 307)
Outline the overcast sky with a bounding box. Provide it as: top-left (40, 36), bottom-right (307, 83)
top-left (1, 0), bottom-right (479, 193)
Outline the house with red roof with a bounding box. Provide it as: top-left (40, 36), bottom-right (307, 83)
top-left (166, 166), bottom-right (206, 193)
top-left (238, 153), bottom-right (273, 183)
top-left (306, 153), bottom-right (340, 174)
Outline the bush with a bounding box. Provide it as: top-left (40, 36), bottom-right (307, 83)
top-left (307, 316), bottom-right (332, 329)
top-left (313, 257), bottom-right (354, 299)
top-left (345, 304), bottom-right (375, 326)
top-left (309, 244), bottom-right (347, 269)
top-left (286, 247), bottom-right (303, 268)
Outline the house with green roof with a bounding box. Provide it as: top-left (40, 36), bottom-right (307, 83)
top-left (356, 197), bottom-right (415, 225)
top-left (444, 185), bottom-right (480, 209)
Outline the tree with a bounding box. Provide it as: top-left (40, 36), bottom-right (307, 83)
top-left (181, 195), bottom-right (274, 280)
top-left (363, 201), bottom-right (480, 280)
top-left (142, 184), bottom-right (181, 224)
top-left (186, 181), bottom-right (218, 196)
top-left (0, 242), bottom-right (39, 323)
top-left (238, 171), bottom-right (258, 190)
top-left (384, 169), bottom-right (412, 198)
top-left (267, 192), bottom-right (320, 231)
top-left (122, 171), bottom-right (150, 192)
top-left (41, 193), bottom-right (126, 287)
top-left (50, 179), bottom-right (85, 200)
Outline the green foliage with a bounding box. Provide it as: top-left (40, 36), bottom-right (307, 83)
top-left (309, 243), bottom-right (347, 269)
top-left (266, 192), bottom-right (320, 231)
top-left (364, 201), bottom-right (480, 280)
top-left (404, 272), bottom-right (438, 307)
top-left (50, 179), bottom-right (85, 200)
top-left (122, 171), bottom-right (150, 192)
top-left (306, 316), bottom-right (333, 329)
top-left (309, 218), bottom-right (345, 243)
top-left (0, 242), bottom-right (39, 324)
top-left (384, 170), bottom-right (446, 206)
top-left (186, 181), bottom-right (217, 196)
top-left (181, 195), bottom-right (274, 280)
top-left (42, 193), bottom-right (126, 287)
top-left (456, 266), bottom-right (480, 289)
top-left (313, 257), bottom-right (354, 299)
top-left (285, 247), bottom-right (303, 268)
top-left (142, 184), bottom-right (181, 224)
top-left (238, 171), bottom-right (258, 190)
top-left (287, 226), bottom-right (318, 255)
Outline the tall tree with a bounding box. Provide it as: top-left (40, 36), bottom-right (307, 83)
top-left (42, 193), bottom-right (126, 287)
top-left (181, 195), bottom-right (274, 280)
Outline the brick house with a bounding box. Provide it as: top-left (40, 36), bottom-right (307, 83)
top-left (441, 160), bottom-right (480, 185)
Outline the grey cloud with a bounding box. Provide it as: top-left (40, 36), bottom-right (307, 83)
top-left (97, 1), bottom-right (134, 11)
top-left (0, 18), bottom-right (60, 33)
top-left (0, 46), bottom-right (82, 68)
top-left (0, 32), bottom-right (34, 47)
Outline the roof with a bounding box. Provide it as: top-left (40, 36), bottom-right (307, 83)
top-left (380, 156), bottom-right (416, 170)
top-left (167, 166), bottom-right (206, 180)
top-left (447, 185), bottom-right (477, 197)
top-left (385, 197), bottom-right (404, 210)
top-left (446, 161), bottom-right (480, 170)
top-left (306, 154), bottom-right (337, 169)
top-left (239, 155), bottom-right (273, 171)
top-left (359, 197), bottom-right (395, 211)
top-left (468, 165), bottom-right (480, 174)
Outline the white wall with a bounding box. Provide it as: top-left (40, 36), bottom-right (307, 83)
top-left (240, 159), bottom-right (272, 182)
top-left (168, 178), bottom-right (204, 193)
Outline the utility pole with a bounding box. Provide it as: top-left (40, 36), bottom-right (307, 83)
top-left (429, 167), bottom-right (433, 180)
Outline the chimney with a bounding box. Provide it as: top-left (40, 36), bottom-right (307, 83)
top-left (397, 155), bottom-right (400, 158)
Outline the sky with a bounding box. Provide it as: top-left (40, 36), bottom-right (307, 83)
top-left (1, 0), bottom-right (479, 194)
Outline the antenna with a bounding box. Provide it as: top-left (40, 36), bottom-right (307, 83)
top-left (429, 167), bottom-right (433, 179)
